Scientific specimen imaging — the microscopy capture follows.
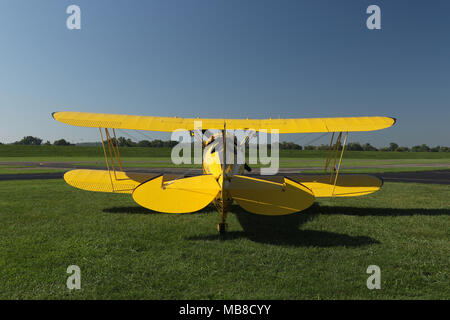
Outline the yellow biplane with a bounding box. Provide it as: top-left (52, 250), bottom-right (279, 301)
top-left (53, 111), bottom-right (395, 233)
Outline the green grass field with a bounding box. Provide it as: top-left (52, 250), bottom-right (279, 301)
top-left (0, 145), bottom-right (449, 299)
top-left (0, 179), bottom-right (448, 299)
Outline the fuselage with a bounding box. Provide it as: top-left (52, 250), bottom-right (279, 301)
top-left (201, 133), bottom-right (246, 213)
top-left (202, 133), bottom-right (245, 180)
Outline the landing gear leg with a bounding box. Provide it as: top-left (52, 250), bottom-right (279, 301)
top-left (218, 127), bottom-right (229, 235)
top-left (217, 222), bottom-right (228, 234)
top-left (217, 211), bottom-right (228, 234)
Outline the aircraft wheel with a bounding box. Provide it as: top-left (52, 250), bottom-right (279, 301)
top-left (217, 223), bottom-right (228, 234)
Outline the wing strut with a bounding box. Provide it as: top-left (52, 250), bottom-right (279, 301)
top-left (331, 132), bottom-right (348, 196)
top-left (324, 132), bottom-right (342, 180)
top-left (323, 131), bottom-right (349, 196)
top-left (324, 132), bottom-right (336, 173)
top-left (98, 127), bottom-right (125, 192)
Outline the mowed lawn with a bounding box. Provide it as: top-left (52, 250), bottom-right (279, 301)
top-left (0, 179), bottom-right (448, 299)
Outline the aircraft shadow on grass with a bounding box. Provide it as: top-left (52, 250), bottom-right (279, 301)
top-left (218, 204), bottom-right (449, 247)
top-left (103, 203), bottom-right (449, 247)
top-left (186, 204), bottom-right (378, 247)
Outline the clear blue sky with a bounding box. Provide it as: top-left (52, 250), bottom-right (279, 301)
top-left (0, 0), bottom-right (448, 147)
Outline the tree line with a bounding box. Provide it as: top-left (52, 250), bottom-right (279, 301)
top-left (281, 141), bottom-right (450, 152)
top-left (5, 136), bottom-right (75, 146)
top-left (3, 136), bottom-right (450, 152)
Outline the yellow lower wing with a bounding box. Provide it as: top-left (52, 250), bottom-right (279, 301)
top-left (229, 175), bottom-right (315, 215)
top-left (64, 169), bottom-right (163, 194)
top-left (259, 174), bottom-right (382, 197)
top-left (132, 175), bottom-right (220, 213)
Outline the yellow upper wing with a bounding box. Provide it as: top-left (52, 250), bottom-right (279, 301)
top-left (52, 111), bottom-right (395, 133)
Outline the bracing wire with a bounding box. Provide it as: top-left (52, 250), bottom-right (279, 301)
top-left (133, 129), bottom-right (157, 141)
top-left (116, 129), bottom-right (141, 143)
top-left (302, 132), bottom-right (330, 147)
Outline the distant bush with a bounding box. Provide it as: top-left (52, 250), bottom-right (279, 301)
top-left (137, 140), bottom-right (152, 147)
top-left (14, 136), bottom-right (43, 145)
top-left (54, 139), bottom-right (74, 146)
top-left (362, 143), bottom-right (378, 151)
top-left (117, 137), bottom-right (136, 147)
top-left (347, 142), bottom-right (364, 151)
top-left (430, 146), bottom-right (440, 152)
top-left (388, 142), bottom-right (399, 151)
top-left (316, 144), bottom-right (329, 151)
top-left (117, 137), bottom-right (177, 148)
top-left (411, 144), bottom-right (431, 152)
top-left (280, 141), bottom-right (302, 150)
